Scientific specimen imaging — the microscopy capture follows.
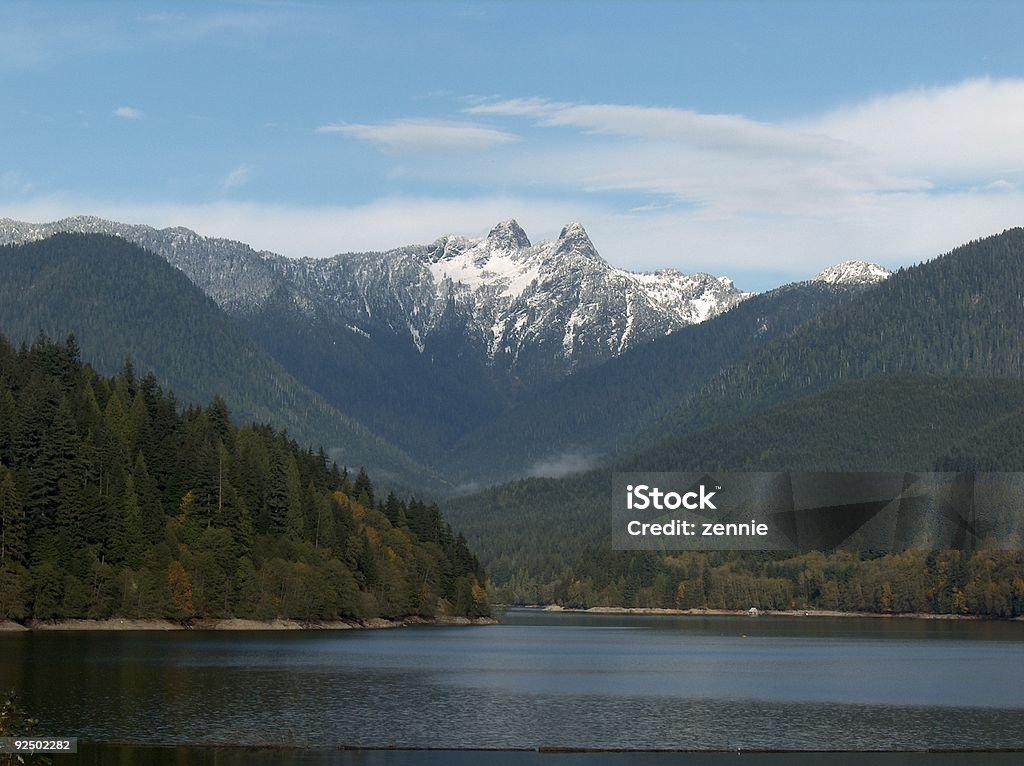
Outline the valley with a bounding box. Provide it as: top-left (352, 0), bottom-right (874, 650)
top-left (1, 218), bottom-right (1022, 619)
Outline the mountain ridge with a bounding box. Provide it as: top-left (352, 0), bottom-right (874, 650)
top-left (0, 214), bottom-right (892, 477)
top-left (0, 215), bottom-right (758, 383)
top-left (0, 216), bottom-right (892, 382)
top-left (0, 233), bottom-right (447, 494)
top-left (443, 225), bottom-right (1024, 588)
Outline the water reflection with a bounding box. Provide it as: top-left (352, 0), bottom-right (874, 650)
top-left (1, 610), bottom-right (1022, 750)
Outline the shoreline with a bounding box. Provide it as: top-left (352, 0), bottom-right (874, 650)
top-left (538, 605), bottom-right (1024, 621)
top-left (0, 615), bottom-right (498, 633)
top-left (6, 606), bottom-right (1023, 631)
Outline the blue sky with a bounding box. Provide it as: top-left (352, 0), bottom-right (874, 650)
top-left (5, 1), bottom-right (1024, 289)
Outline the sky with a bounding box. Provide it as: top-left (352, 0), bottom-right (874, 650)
top-left (5, 1), bottom-right (1024, 290)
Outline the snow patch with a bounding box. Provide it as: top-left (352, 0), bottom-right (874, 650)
top-left (409, 325), bottom-right (424, 353)
top-left (813, 260), bottom-right (892, 286)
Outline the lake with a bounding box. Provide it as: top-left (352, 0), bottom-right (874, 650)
top-left (1, 609), bottom-right (1022, 763)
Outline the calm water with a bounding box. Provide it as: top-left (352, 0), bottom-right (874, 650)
top-left (1, 609), bottom-right (1023, 753)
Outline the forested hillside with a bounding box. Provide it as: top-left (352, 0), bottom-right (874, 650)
top-left (553, 546), bottom-right (1024, 618)
top-left (239, 288), bottom-right (509, 467)
top-left (0, 334), bottom-right (489, 622)
top-left (444, 281), bottom-right (868, 482)
top-left (637, 228), bottom-right (1024, 448)
top-left (0, 234), bottom-right (445, 494)
top-left (445, 228), bottom-right (1024, 616)
top-left (0, 217), bottom-right (748, 475)
top-left (449, 376), bottom-right (1024, 616)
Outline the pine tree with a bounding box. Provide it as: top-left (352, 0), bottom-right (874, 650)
top-left (0, 387), bottom-right (15, 464)
top-left (206, 395), bottom-right (233, 452)
top-left (383, 492), bottom-right (402, 525)
top-left (353, 468), bottom-right (374, 507)
top-left (0, 468), bottom-right (26, 564)
top-left (132, 451), bottom-right (163, 544)
top-left (265, 440), bottom-right (291, 535)
top-left (14, 381), bottom-right (67, 563)
top-left (284, 455), bottom-right (305, 543)
top-left (109, 474), bottom-right (144, 568)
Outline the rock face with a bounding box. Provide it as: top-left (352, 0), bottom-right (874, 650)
top-left (0, 216), bottom-right (751, 386)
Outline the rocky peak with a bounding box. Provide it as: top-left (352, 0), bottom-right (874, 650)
top-left (553, 222), bottom-right (603, 264)
top-left (423, 234), bottom-right (471, 263)
top-left (813, 260), bottom-right (892, 286)
top-left (487, 219), bottom-right (531, 250)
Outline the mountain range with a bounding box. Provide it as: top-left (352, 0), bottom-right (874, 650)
top-left (443, 226), bottom-right (1024, 593)
top-left (0, 233), bottom-right (446, 494)
top-left (0, 215), bottom-right (890, 485)
top-left (3, 213), bottom-right (1024, 607)
top-left (0, 216), bottom-right (750, 382)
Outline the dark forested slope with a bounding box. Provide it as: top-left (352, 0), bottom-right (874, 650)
top-left (638, 228), bottom-right (1024, 448)
top-left (444, 281), bottom-right (870, 483)
top-left (448, 376), bottom-right (1024, 599)
top-left (0, 234), bottom-right (445, 493)
top-left (0, 334), bottom-right (489, 622)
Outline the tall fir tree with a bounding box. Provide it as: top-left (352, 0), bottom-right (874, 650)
top-left (0, 468), bottom-right (26, 564)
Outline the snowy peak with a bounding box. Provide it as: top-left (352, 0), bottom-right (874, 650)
top-left (424, 235), bottom-right (471, 263)
top-left (0, 214), bottom-right (751, 386)
top-left (487, 219), bottom-right (531, 250)
top-left (813, 260), bottom-right (892, 286)
top-left (554, 221), bottom-right (601, 262)
top-left (417, 221), bottom-right (541, 300)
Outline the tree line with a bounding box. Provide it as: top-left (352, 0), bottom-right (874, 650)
top-left (519, 548), bottom-right (1024, 618)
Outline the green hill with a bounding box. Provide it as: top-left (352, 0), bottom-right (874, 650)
top-left (0, 333), bottom-right (488, 622)
top-left (637, 228), bottom-right (1024, 448)
top-left (444, 281), bottom-right (865, 483)
top-left (447, 376), bottom-right (1024, 592)
top-left (0, 234), bottom-right (447, 494)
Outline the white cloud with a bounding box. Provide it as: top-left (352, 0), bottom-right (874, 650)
top-left (807, 77), bottom-right (1024, 181)
top-left (6, 186), bottom-right (1021, 291)
top-left (316, 119), bottom-right (519, 153)
top-left (455, 80), bottom-right (1024, 276)
top-left (465, 97), bottom-right (557, 118)
top-left (113, 106), bottom-right (145, 120)
top-left (470, 97), bottom-right (846, 160)
top-left (8, 79), bottom-right (1024, 289)
top-left (137, 9), bottom-right (283, 42)
top-left (526, 451), bottom-right (600, 479)
top-left (0, 12), bottom-right (118, 69)
top-left (466, 79), bottom-right (1024, 202)
top-left (463, 95), bottom-right (933, 216)
top-left (220, 164), bottom-right (254, 190)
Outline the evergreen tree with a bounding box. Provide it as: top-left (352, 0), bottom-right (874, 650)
top-left (383, 492), bottom-right (402, 526)
top-left (109, 474), bottom-right (144, 569)
top-left (284, 456), bottom-right (305, 543)
top-left (0, 330), bottom-right (490, 622)
top-left (353, 468), bottom-right (374, 507)
top-left (0, 468), bottom-right (26, 564)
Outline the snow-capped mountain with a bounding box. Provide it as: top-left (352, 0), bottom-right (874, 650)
top-left (813, 260), bottom-right (892, 286)
top-left (0, 216), bottom-right (750, 385)
top-left (391, 219), bottom-right (748, 374)
top-left (0, 214), bottom-right (901, 480)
